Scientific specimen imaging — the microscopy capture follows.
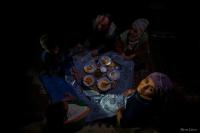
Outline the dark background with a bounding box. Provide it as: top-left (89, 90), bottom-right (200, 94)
top-left (3, 0), bottom-right (199, 130)
top-left (13, 1), bottom-right (199, 88)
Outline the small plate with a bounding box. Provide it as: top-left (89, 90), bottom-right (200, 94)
top-left (83, 75), bottom-right (95, 87)
top-left (97, 77), bottom-right (111, 91)
top-left (107, 70), bottom-right (120, 81)
top-left (99, 56), bottom-right (112, 66)
top-left (84, 63), bottom-right (97, 73)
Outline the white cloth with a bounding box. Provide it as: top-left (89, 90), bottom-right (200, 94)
top-left (67, 104), bottom-right (89, 121)
top-left (83, 90), bottom-right (127, 116)
top-left (100, 94), bottom-right (127, 114)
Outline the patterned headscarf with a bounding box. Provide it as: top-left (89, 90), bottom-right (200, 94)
top-left (40, 34), bottom-right (49, 52)
top-left (147, 72), bottom-right (173, 96)
top-left (132, 18), bottom-right (149, 35)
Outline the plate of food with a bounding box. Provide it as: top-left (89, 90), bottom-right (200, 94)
top-left (97, 77), bottom-right (111, 91)
top-left (99, 56), bottom-right (111, 66)
top-left (107, 70), bottom-right (120, 81)
top-left (83, 75), bottom-right (95, 87)
top-left (84, 63), bottom-right (97, 73)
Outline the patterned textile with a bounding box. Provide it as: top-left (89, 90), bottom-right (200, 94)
top-left (39, 74), bottom-right (77, 103)
top-left (72, 51), bottom-right (134, 122)
top-left (120, 30), bottom-right (148, 53)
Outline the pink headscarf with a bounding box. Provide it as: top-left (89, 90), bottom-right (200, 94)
top-left (148, 72), bottom-right (173, 95)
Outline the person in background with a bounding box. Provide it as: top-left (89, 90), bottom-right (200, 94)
top-left (40, 34), bottom-right (49, 52)
top-left (117, 72), bottom-right (173, 127)
top-left (116, 18), bottom-right (150, 68)
top-left (116, 18), bottom-right (152, 84)
top-left (40, 34), bottom-right (66, 77)
top-left (85, 13), bottom-right (118, 56)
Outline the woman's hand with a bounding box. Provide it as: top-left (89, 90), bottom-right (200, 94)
top-left (72, 67), bottom-right (82, 80)
top-left (121, 53), bottom-right (129, 60)
top-left (123, 89), bottom-right (136, 97)
top-left (121, 53), bottom-right (135, 60)
top-left (129, 54), bottom-right (136, 59)
top-left (91, 49), bottom-right (99, 57)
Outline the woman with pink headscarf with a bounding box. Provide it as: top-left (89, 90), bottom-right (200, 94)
top-left (117, 72), bottom-right (173, 127)
top-left (80, 72), bottom-right (173, 126)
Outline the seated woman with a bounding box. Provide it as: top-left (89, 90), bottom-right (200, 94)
top-left (117, 72), bottom-right (173, 127)
top-left (84, 13), bottom-right (118, 56)
top-left (40, 34), bottom-right (67, 77)
top-left (44, 98), bottom-right (90, 133)
top-left (116, 18), bottom-right (150, 70)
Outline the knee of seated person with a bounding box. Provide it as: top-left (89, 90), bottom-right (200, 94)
top-left (45, 102), bottom-right (68, 126)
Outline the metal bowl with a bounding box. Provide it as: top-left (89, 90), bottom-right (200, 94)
top-left (107, 70), bottom-right (120, 81)
top-left (97, 77), bottom-right (111, 91)
top-left (99, 56), bottom-right (112, 66)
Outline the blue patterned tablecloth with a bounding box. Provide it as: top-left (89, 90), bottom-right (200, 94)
top-left (40, 51), bottom-right (135, 122)
top-left (71, 51), bottom-right (135, 122)
top-left (39, 74), bottom-right (77, 103)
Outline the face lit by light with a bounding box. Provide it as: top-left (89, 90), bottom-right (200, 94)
top-left (137, 77), bottom-right (156, 100)
top-left (97, 16), bottom-right (110, 31)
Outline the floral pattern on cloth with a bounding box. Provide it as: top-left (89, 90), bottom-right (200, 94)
top-left (82, 90), bottom-right (127, 121)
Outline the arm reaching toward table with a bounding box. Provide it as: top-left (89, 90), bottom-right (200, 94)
top-left (123, 88), bottom-right (136, 97)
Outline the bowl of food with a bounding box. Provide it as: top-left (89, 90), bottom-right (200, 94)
top-left (83, 75), bottom-right (95, 87)
top-left (84, 63), bottom-right (97, 73)
top-left (97, 77), bottom-right (111, 91)
top-left (99, 56), bottom-right (111, 66)
top-left (107, 70), bottom-right (120, 81)
top-left (100, 66), bottom-right (107, 73)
